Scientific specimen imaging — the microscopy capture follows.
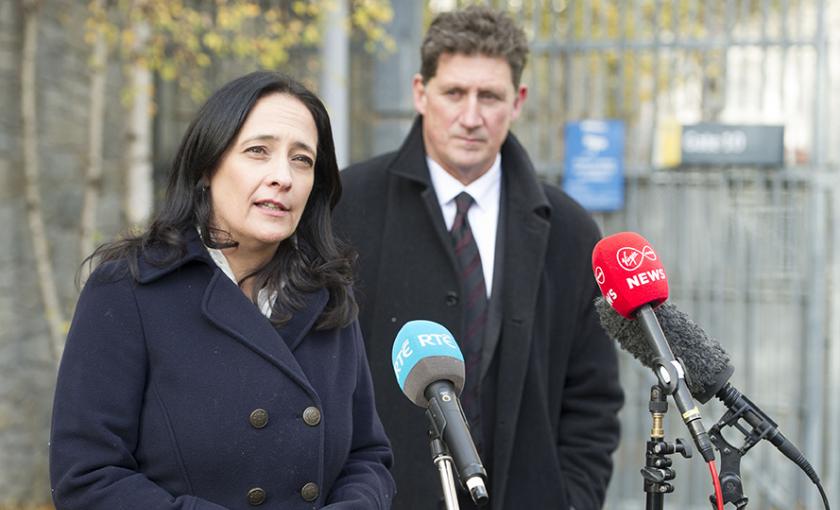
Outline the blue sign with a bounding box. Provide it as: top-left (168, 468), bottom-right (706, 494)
top-left (563, 120), bottom-right (625, 211)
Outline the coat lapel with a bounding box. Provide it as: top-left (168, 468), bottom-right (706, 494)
top-left (137, 229), bottom-right (324, 399)
top-left (274, 288), bottom-right (329, 352)
top-left (491, 135), bottom-right (551, 508)
top-left (202, 272), bottom-right (319, 394)
top-left (389, 118), bottom-right (460, 269)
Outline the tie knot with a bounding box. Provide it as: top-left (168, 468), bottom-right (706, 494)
top-left (454, 192), bottom-right (475, 215)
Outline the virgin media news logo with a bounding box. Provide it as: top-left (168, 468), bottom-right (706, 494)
top-left (616, 245), bottom-right (657, 271)
top-left (594, 266), bottom-right (606, 285)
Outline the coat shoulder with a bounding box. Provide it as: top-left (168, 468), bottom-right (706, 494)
top-left (541, 181), bottom-right (603, 246)
top-left (335, 152), bottom-right (397, 231)
top-left (340, 152), bottom-right (397, 197)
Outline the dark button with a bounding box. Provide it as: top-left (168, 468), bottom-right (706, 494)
top-left (300, 482), bottom-right (319, 502)
top-left (302, 406), bottom-right (321, 426)
top-left (445, 291), bottom-right (459, 306)
top-left (247, 487), bottom-right (266, 506)
top-left (249, 408), bottom-right (269, 429)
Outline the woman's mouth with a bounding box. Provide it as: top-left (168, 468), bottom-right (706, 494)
top-left (255, 200), bottom-right (290, 213)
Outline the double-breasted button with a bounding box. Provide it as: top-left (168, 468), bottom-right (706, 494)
top-left (302, 406), bottom-right (321, 426)
top-left (300, 482), bottom-right (319, 502)
top-left (445, 291), bottom-right (459, 306)
top-left (249, 408), bottom-right (269, 429)
top-left (247, 487), bottom-right (266, 506)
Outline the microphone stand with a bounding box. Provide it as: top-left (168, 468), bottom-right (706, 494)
top-left (428, 417), bottom-right (460, 510)
top-left (642, 385), bottom-right (692, 510)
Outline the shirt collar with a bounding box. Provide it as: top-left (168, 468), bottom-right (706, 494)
top-left (427, 154), bottom-right (502, 212)
top-left (202, 229), bottom-right (277, 318)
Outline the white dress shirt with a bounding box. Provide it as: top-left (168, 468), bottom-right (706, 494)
top-left (427, 155), bottom-right (501, 298)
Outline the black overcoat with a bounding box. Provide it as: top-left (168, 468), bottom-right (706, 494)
top-left (334, 119), bottom-right (624, 509)
top-left (49, 230), bottom-right (396, 509)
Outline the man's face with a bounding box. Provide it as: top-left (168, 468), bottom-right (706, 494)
top-left (413, 53), bottom-right (527, 185)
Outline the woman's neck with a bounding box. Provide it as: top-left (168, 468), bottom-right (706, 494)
top-left (221, 245), bottom-right (274, 297)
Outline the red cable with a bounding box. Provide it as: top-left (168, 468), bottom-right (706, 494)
top-left (709, 460), bottom-right (724, 510)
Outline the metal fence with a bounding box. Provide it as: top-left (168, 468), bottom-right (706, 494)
top-left (484, 0), bottom-right (840, 508)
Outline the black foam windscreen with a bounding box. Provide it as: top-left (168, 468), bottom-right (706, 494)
top-left (595, 298), bottom-right (734, 403)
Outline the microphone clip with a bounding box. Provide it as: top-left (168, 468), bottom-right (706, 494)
top-left (652, 358), bottom-right (683, 396)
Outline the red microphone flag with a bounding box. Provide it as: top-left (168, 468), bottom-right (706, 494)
top-left (591, 232), bottom-right (669, 319)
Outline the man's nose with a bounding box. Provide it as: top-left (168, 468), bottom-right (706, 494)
top-left (459, 95), bottom-right (482, 129)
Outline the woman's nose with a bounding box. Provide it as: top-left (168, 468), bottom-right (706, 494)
top-left (268, 161), bottom-right (293, 189)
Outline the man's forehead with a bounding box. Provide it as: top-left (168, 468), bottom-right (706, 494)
top-left (430, 53), bottom-right (515, 91)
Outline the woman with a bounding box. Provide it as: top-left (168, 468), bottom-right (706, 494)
top-left (49, 72), bottom-right (395, 509)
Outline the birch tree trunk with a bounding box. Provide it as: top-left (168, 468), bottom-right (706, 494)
top-left (125, 16), bottom-right (153, 229)
top-left (21, 0), bottom-right (65, 364)
top-left (80, 1), bottom-right (108, 267)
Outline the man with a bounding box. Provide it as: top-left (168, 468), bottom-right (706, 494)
top-left (334, 6), bottom-right (623, 509)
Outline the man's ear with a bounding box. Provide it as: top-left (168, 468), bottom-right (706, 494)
top-left (412, 74), bottom-right (428, 116)
top-left (511, 83), bottom-right (528, 120)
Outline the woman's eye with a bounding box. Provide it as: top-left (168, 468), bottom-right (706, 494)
top-left (293, 155), bottom-right (315, 168)
top-left (245, 146), bottom-right (268, 155)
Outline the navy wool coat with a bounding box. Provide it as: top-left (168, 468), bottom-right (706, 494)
top-left (50, 231), bottom-right (395, 510)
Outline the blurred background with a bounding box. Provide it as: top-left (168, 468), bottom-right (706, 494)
top-left (1, 0), bottom-right (838, 508)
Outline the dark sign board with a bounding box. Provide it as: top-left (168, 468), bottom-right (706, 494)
top-left (680, 124), bottom-right (784, 166)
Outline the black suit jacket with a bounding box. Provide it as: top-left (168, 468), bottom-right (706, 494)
top-left (334, 118), bottom-right (623, 509)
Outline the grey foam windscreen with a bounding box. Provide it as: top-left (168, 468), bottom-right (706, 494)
top-left (595, 298), bottom-right (733, 403)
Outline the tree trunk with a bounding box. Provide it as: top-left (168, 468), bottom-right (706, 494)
top-left (21, 0), bottom-right (65, 364)
top-left (80, 0), bottom-right (108, 269)
top-left (125, 16), bottom-right (153, 229)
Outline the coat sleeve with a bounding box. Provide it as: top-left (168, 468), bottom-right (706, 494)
top-left (556, 276), bottom-right (625, 509)
top-left (324, 321), bottom-right (396, 509)
top-left (49, 269), bottom-right (229, 510)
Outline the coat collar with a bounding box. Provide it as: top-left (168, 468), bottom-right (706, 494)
top-left (134, 228), bottom-right (329, 398)
top-left (387, 116), bottom-right (433, 187)
top-left (136, 228), bottom-right (213, 284)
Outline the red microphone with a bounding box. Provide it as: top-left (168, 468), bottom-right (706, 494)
top-left (591, 231), bottom-right (668, 318)
top-left (592, 232), bottom-right (716, 463)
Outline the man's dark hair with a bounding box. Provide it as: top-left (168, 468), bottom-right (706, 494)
top-left (86, 71), bottom-right (356, 330)
top-left (420, 5), bottom-right (529, 87)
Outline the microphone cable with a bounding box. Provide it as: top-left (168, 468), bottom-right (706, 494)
top-left (817, 479), bottom-right (832, 510)
top-left (708, 460), bottom-right (723, 510)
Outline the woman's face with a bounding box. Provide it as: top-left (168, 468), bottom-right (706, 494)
top-left (208, 93), bottom-right (317, 258)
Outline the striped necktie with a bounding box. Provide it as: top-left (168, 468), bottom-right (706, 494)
top-left (450, 191), bottom-right (487, 447)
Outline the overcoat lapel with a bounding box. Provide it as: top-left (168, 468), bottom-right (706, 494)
top-left (490, 135), bottom-right (551, 508)
top-left (137, 229), bottom-right (324, 401)
top-left (389, 119), bottom-right (458, 267)
top-left (201, 272), bottom-right (322, 401)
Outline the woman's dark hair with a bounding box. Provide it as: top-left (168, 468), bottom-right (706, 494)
top-left (87, 71), bottom-right (356, 329)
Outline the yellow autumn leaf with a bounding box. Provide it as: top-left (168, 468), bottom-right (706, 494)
top-left (203, 31), bottom-right (224, 51)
